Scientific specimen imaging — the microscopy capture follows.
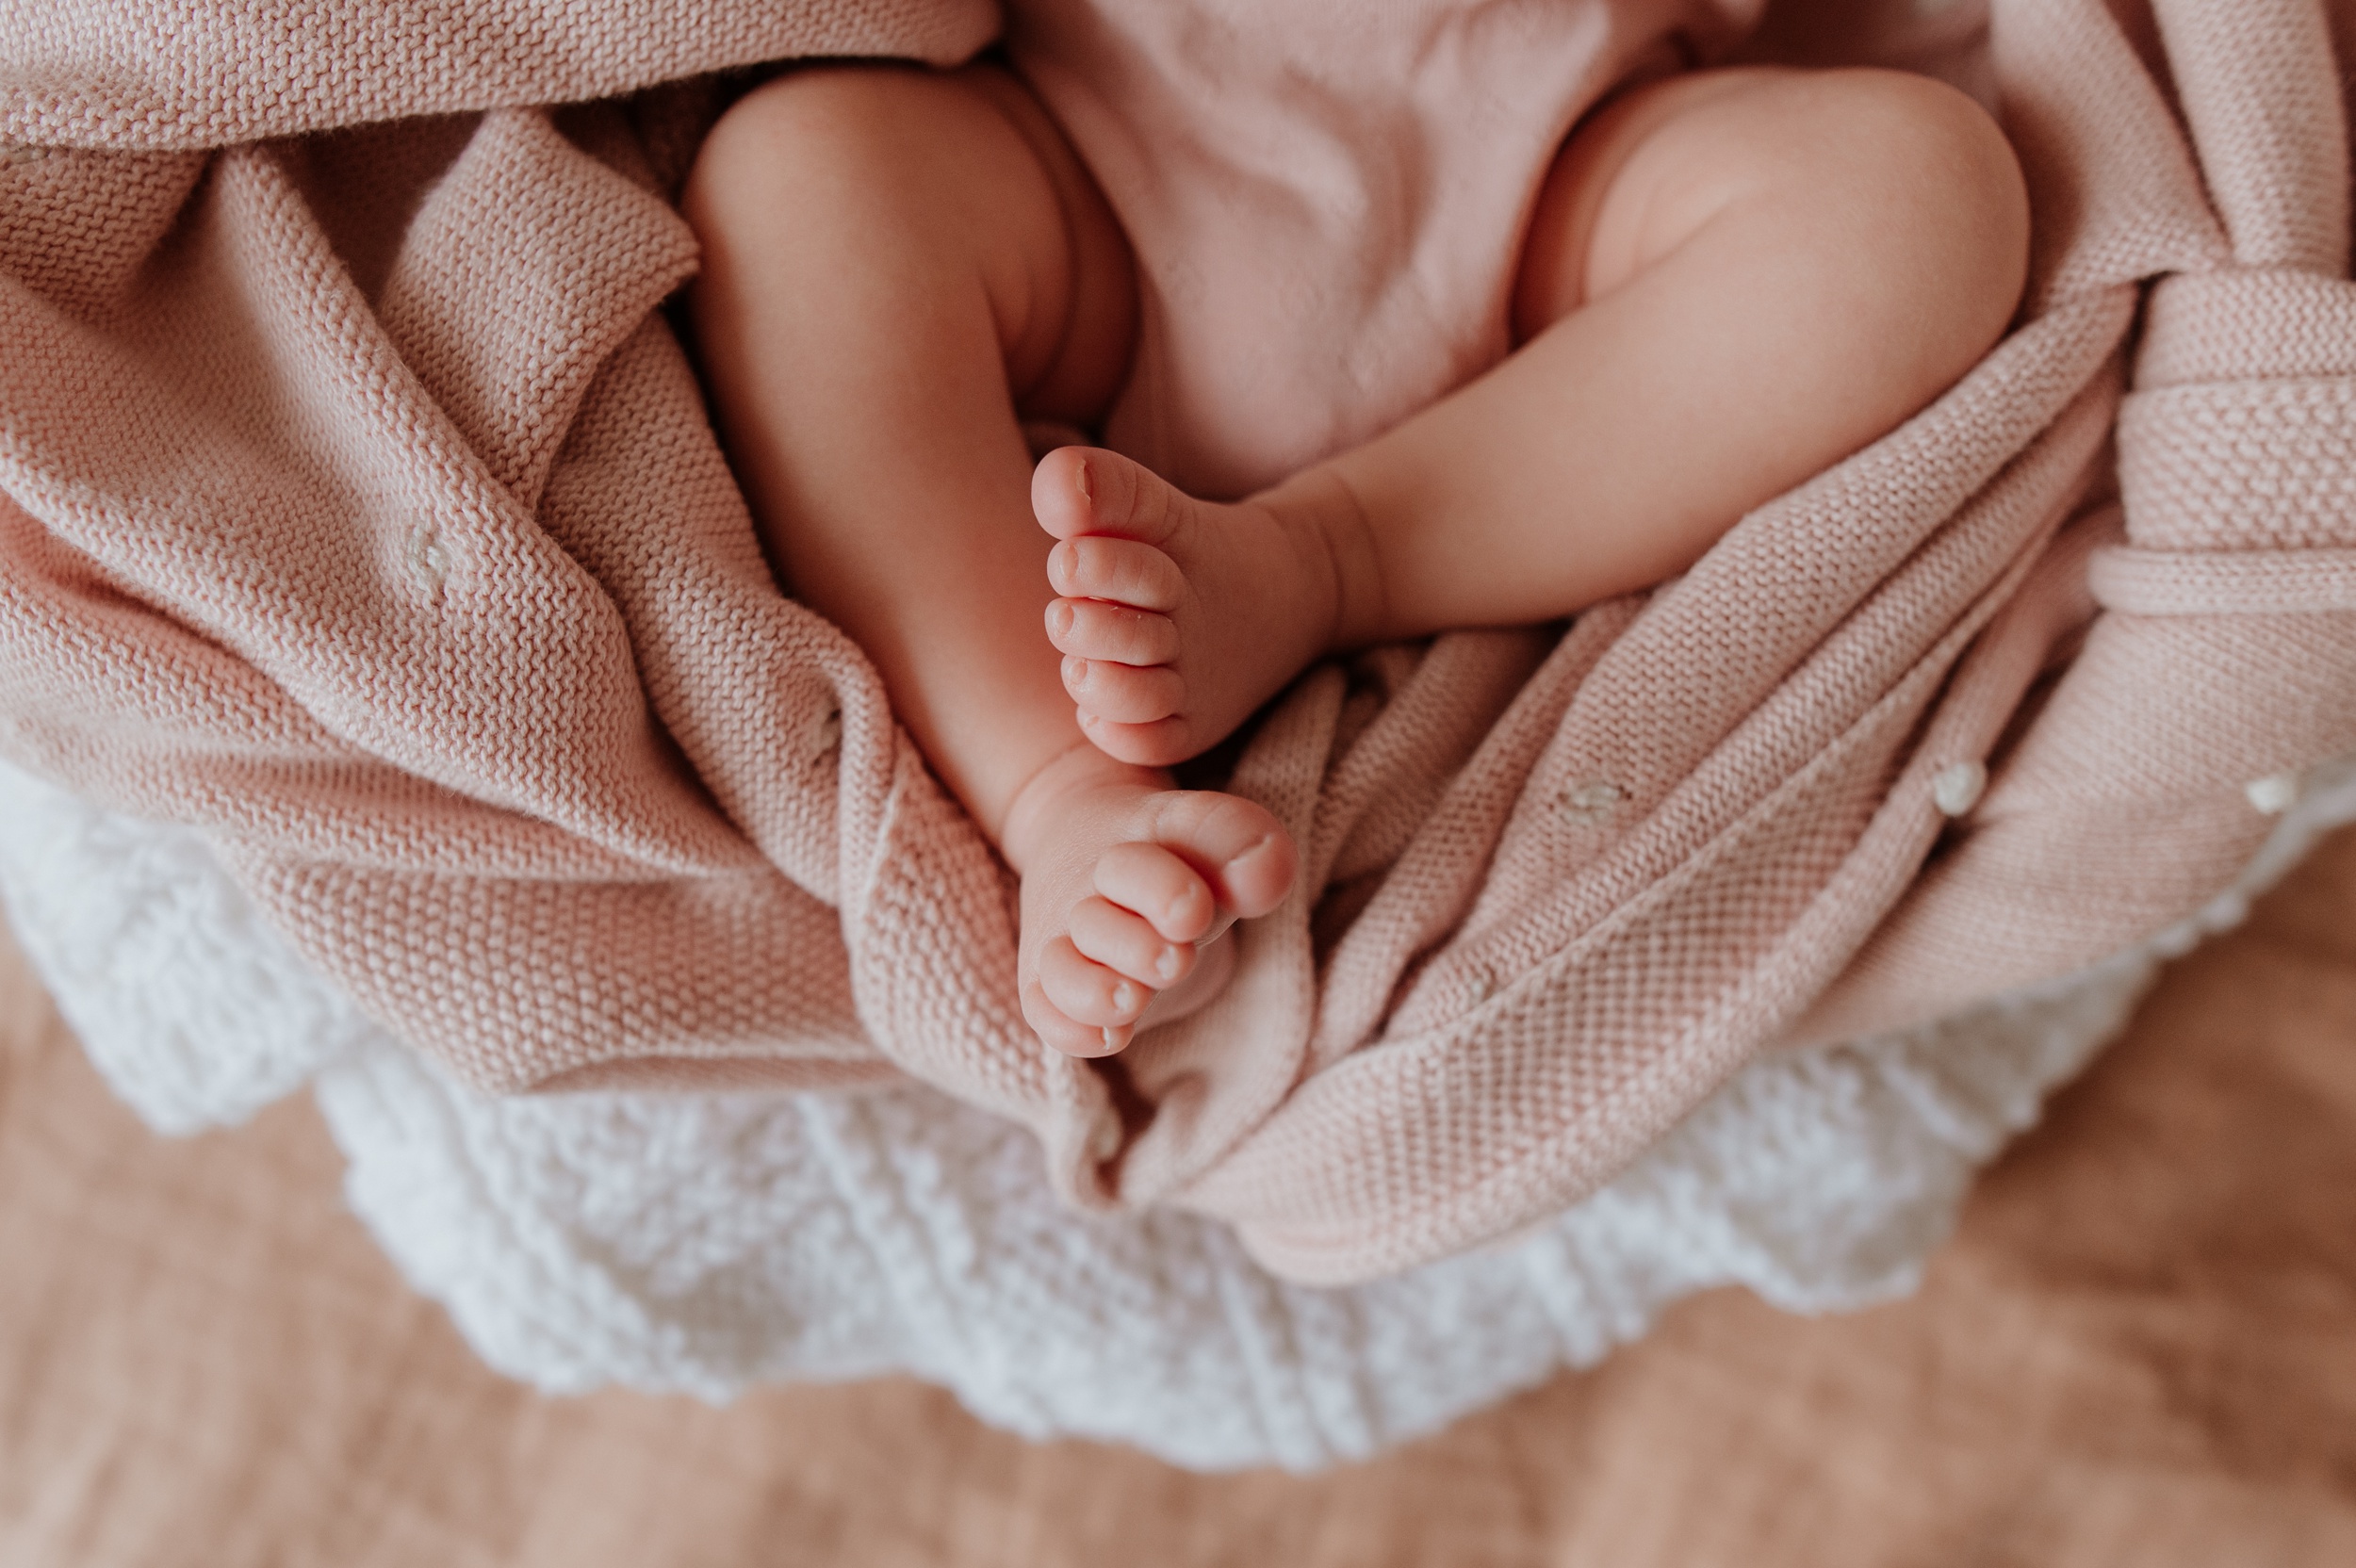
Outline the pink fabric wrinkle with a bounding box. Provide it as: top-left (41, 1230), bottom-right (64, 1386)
top-left (0, 0), bottom-right (2351, 1282)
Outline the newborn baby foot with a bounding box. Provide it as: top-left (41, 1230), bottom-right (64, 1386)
top-left (1035, 446), bottom-right (1348, 768)
top-left (1005, 744), bottom-right (1296, 1056)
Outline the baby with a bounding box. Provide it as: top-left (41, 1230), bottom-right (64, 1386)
top-left (681, 1), bottom-right (2029, 1058)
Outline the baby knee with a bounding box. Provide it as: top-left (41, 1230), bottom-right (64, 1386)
top-left (689, 64), bottom-right (990, 211)
top-left (1809, 71), bottom-right (2032, 347)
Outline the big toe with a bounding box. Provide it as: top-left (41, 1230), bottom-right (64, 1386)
top-left (1033, 444), bottom-right (1186, 548)
top-left (1151, 792), bottom-right (1297, 919)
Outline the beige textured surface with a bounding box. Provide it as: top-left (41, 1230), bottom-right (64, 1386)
top-left (4, 824), bottom-right (2353, 1566)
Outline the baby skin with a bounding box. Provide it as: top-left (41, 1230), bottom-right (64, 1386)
top-left (684, 60), bottom-right (2029, 1056)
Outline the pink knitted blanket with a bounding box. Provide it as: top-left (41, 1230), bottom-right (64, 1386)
top-left (3, 0), bottom-right (2352, 1283)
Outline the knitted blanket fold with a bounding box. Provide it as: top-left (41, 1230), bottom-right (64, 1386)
top-left (3, 0), bottom-right (2351, 1284)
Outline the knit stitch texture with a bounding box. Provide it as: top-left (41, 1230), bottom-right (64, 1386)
top-left (2, 0), bottom-right (2354, 1283)
top-left (6, 749), bottom-right (2349, 1468)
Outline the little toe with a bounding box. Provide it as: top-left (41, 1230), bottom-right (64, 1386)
top-left (1048, 537), bottom-right (1184, 612)
top-left (1022, 975), bottom-right (1133, 1058)
top-left (1070, 894), bottom-right (1195, 987)
top-left (1038, 936), bottom-right (1152, 1032)
top-left (1046, 598), bottom-right (1180, 665)
top-left (1063, 656), bottom-right (1185, 725)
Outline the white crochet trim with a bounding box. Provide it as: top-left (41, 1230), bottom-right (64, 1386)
top-left (4, 755), bottom-right (2352, 1471)
top-left (0, 775), bottom-right (377, 1133)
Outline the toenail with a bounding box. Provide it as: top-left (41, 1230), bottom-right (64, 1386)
top-left (1063, 654), bottom-right (1088, 688)
top-left (1049, 600), bottom-right (1074, 637)
top-left (1111, 980), bottom-right (1141, 1014)
top-left (1154, 945), bottom-right (1183, 982)
top-left (1227, 833), bottom-right (1280, 872)
top-left (1075, 459), bottom-right (1094, 501)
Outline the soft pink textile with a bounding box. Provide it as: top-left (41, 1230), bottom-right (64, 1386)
top-left (1005, 0), bottom-right (1760, 498)
top-left (1, 0), bottom-right (2352, 1284)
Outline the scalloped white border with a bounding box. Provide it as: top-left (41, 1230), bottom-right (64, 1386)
top-left (4, 753), bottom-right (2350, 1470)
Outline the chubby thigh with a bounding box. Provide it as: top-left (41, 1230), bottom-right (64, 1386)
top-left (1303, 64), bottom-right (2032, 638)
top-left (681, 60), bottom-right (1140, 564)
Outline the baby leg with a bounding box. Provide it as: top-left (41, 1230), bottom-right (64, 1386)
top-left (1042, 67), bottom-right (2031, 767)
top-left (684, 65), bottom-right (1295, 1055)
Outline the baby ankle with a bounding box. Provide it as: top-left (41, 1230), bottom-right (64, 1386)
top-left (1256, 467), bottom-right (1386, 654)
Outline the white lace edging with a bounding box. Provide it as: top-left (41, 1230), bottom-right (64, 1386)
top-left (3, 754), bottom-right (2350, 1471)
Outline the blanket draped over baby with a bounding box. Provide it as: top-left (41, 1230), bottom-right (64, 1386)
top-left (2, 0), bottom-right (2352, 1283)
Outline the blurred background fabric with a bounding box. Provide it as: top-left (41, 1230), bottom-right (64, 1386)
top-left (3, 824), bottom-right (2350, 1566)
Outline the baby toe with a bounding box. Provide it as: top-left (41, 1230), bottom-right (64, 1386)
top-left (1145, 792), bottom-right (1297, 918)
top-left (1037, 936), bottom-right (1151, 1036)
top-left (1076, 711), bottom-right (1193, 769)
top-left (1070, 894), bottom-right (1195, 987)
top-left (1030, 446), bottom-right (1097, 541)
top-left (1062, 656), bottom-right (1185, 725)
top-left (1022, 974), bottom-right (1132, 1057)
top-left (1092, 839), bottom-right (1218, 944)
top-left (1031, 445), bottom-right (1181, 547)
top-left (1046, 598), bottom-right (1180, 665)
top-left (1210, 828), bottom-right (1297, 919)
top-left (1048, 537), bottom-right (1185, 612)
